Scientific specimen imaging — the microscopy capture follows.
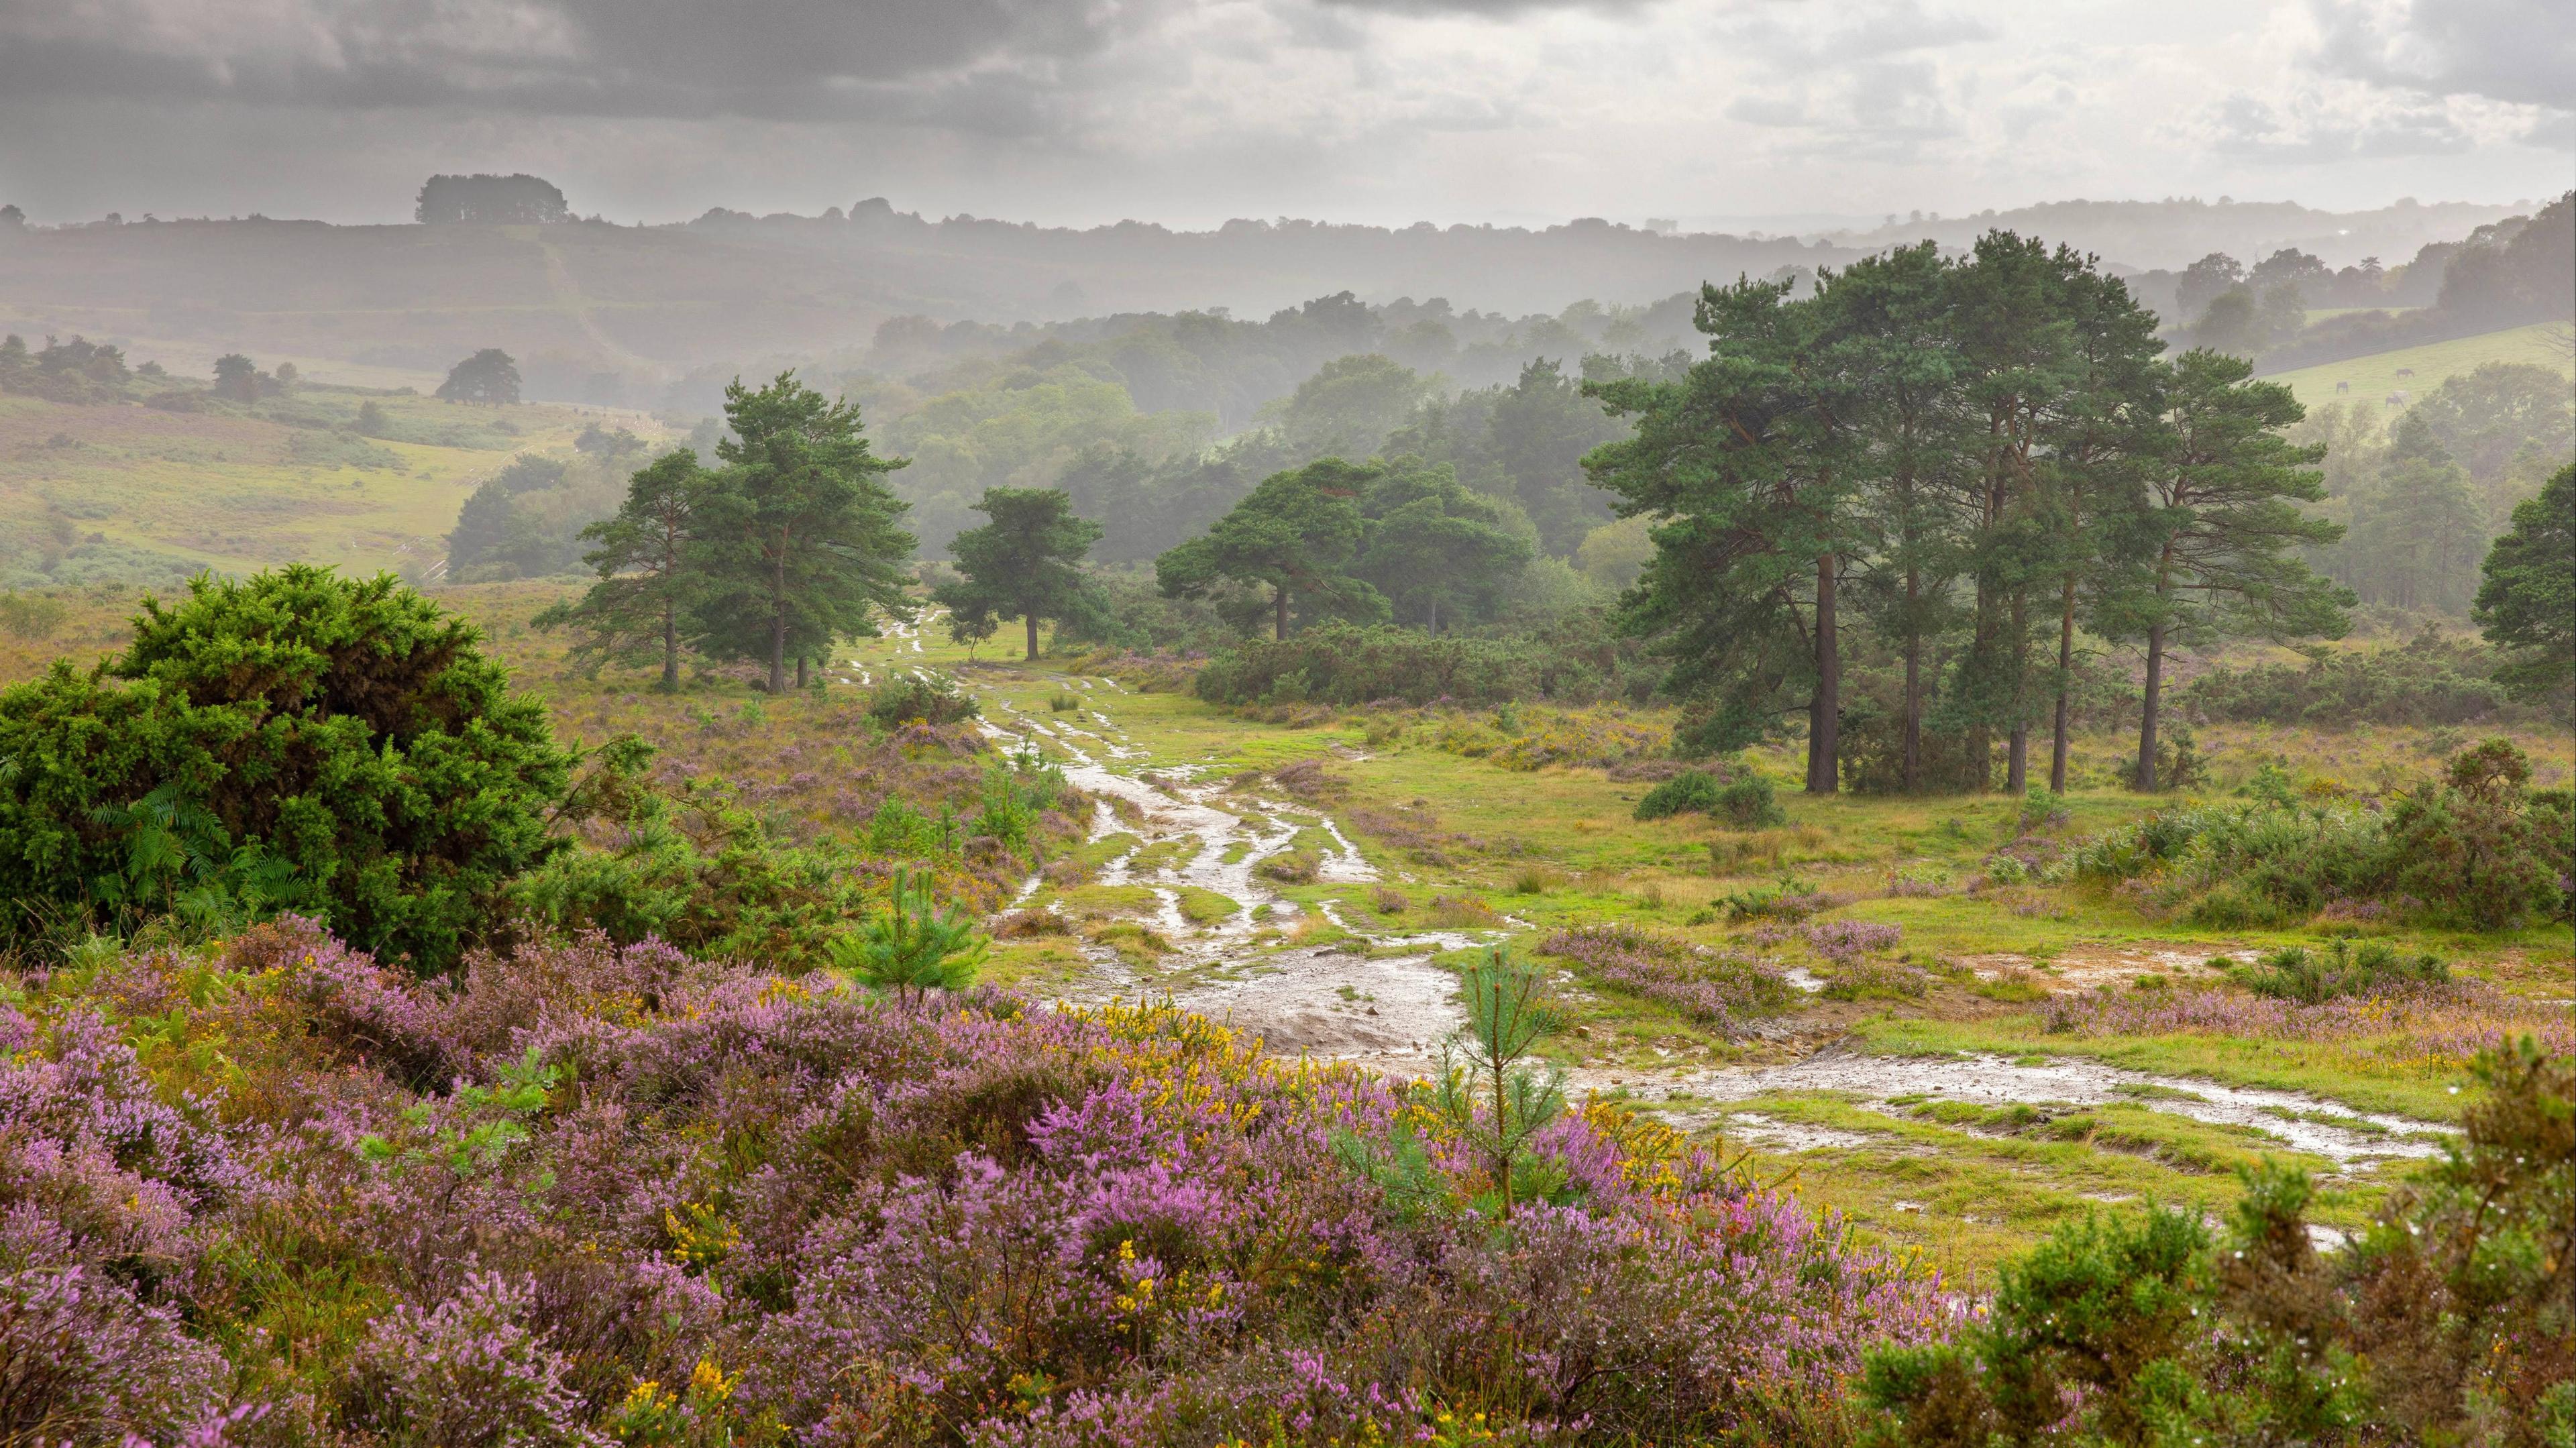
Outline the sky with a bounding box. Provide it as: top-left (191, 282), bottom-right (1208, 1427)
top-left (0, 0), bottom-right (2567, 230)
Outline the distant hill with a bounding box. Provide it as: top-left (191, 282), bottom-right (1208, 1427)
top-left (0, 208), bottom-right (1844, 406)
top-left (1823, 197), bottom-right (2528, 273)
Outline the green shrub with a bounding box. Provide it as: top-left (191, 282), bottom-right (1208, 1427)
top-left (1861, 1042), bottom-right (2575, 1446)
top-left (2180, 632), bottom-right (2516, 728)
top-left (2381, 738), bottom-right (2569, 930)
top-left (1633, 767), bottom-right (1782, 827)
top-left (1633, 770), bottom-right (1722, 820)
top-left (1193, 615), bottom-right (1655, 708)
top-left (2071, 740), bottom-right (2569, 931)
top-left (2230, 939), bottom-right (2448, 1002)
top-left (867, 673), bottom-right (981, 728)
top-left (0, 566), bottom-right (571, 970)
top-left (1713, 773), bottom-right (1785, 828)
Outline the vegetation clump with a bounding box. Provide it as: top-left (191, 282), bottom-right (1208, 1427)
top-left (1860, 1040), bottom-right (2573, 1447)
top-left (2070, 740), bottom-right (2571, 931)
top-left (1633, 765), bottom-right (1784, 826)
top-left (0, 566), bottom-right (570, 970)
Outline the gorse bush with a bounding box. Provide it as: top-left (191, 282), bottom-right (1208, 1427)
top-left (2070, 739), bottom-right (2571, 932)
top-left (865, 672), bottom-right (980, 728)
top-left (0, 921), bottom-right (1953, 1446)
top-left (1632, 765), bottom-right (1782, 827)
top-left (0, 566), bottom-right (572, 970)
top-left (2230, 938), bottom-right (2449, 1003)
top-left (1860, 1039), bottom-right (2574, 1447)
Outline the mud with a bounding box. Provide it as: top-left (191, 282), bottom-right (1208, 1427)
top-left (947, 665), bottom-right (2453, 1160)
top-left (1617, 1040), bottom-right (2445, 1168)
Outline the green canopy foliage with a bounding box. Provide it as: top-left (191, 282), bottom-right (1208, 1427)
top-left (2474, 462), bottom-right (2575, 704)
top-left (0, 567), bottom-right (572, 970)
top-left (932, 486), bottom-right (1108, 659)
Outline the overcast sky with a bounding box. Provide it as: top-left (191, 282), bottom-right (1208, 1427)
top-left (0, 0), bottom-right (2566, 229)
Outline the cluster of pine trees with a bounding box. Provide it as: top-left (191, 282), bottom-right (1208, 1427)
top-left (1582, 235), bottom-right (2351, 795)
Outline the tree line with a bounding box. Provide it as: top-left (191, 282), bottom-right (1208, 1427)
top-left (550, 232), bottom-right (2571, 793)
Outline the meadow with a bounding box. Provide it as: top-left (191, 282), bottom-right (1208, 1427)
top-left (2265, 319), bottom-right (2573, 412)
top-left (0, 386), bottom-right (660, 589)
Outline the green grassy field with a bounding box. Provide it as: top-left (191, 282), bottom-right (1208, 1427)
top-left (0, 389), bottom-right (663, 587)
top-left (2265, 320), bottom-right (2572, 411)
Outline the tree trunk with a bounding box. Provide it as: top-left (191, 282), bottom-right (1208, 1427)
top-left (1807, 553), bottom-right (1839, 795)
top-left (661, 605), bottom-right (679, 691)
top-left (1902, 567), bottom-right (1921, 794)
top-left (2006, 588), bottom-right (2029, 794)
top-left (2049, 573), bottom-right (2077, 794)
top-left (1024, 611), bottom-right (1040, 662)
top-left (1426, 596), bottom-right (1438, 634)
top-left (1275, 585), bottom-right (1290, 641)
top-left (796, 654), bottom-right (808, 690)
top-left (767, 535), bottom-right (789, 693)
top-left (2136, 622), bottom-right (2166, 792)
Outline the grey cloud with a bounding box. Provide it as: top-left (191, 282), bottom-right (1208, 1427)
top-left (1311, 0), bottom-right (1650, 15)
top-left (0, 0), bottom-right (1173, 125)
top-left (2206, 90), bottom-right (2477, 162)
top-left (2310, 0), bottom-right (2575, 110)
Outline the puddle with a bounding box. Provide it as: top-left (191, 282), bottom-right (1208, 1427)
top-left (944, 667), bottom-right (2448, 1168)
top-left (1653, 1044), bottom-right (2444, 1168)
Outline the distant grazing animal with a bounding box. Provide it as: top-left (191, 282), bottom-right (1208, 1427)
top-left (2386, 390), bottom-right (2410, 405)
top-left (2335, 380), bottom-right (2350, 393)
top-left (2394, 367), bottom-right (2415, 378)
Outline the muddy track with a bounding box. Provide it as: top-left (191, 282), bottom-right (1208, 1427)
top-left (936, 662), bottom-right (2456, 1159)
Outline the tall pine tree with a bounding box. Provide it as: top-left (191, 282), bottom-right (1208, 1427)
top-left (693, 374), bottom-right (916, 692)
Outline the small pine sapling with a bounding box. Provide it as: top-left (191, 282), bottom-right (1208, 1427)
top-left (830, 868), bottom-right (988, 1006)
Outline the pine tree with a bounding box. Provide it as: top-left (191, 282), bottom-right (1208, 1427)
top-left (692, 374), bottom-right (915, 692)
top-left (533, 450), bottom-right (710, 687)
top-left (2113, 349), bottom-right (2351, 791)
top-left (932, 486), bottom-right (1106, 661)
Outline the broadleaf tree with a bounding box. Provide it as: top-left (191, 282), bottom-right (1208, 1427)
top-left (1357, 459), bottom-right (1534, 632)
top-left (933, 486), bottom-right (1108, 661)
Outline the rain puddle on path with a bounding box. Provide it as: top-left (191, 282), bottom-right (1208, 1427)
top-left (1613, 1041), bottom-right (2446, 1168)
top-left (986, 691), bottom-right (1481, 1078)
top-left (964, 672), bottom-right (2453, 1159)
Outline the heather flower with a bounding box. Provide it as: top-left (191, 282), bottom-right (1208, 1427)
top-left (343, 1271), bottom-right (607, 1448)
top-left (1538, 925), bottom-right (1796, 1032)
top-left (0, 1214), bottom-right (228, 1448)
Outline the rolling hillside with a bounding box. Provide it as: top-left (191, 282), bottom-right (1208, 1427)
top-left (0, 388), bottom-right (658, 589)
top-left (2265, 321), bottom-right (2572, 412)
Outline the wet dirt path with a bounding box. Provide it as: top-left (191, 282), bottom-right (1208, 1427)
top-left (936, 659), bottom-right (2455, 1164)
top-left (982, 679), bottom-right (1482, 1080)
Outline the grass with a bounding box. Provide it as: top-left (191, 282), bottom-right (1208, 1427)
top-left (0, 388), bottom-right (665, 588)
top-left (2263, 320), bottom-right (2573, 412)
top-left (8, 584), bottom-right (2565, 1286)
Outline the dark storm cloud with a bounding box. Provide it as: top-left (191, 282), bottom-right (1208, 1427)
top-left (2309, 0), bottom-right (2575, 110)
top-left (0, 0), bottom-right (1171, 125)
top-left (1313, 0), bottom-right (1646, 14)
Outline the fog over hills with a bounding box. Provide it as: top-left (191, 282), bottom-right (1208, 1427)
top-left (0, 190), bottom-right (2536, 406)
